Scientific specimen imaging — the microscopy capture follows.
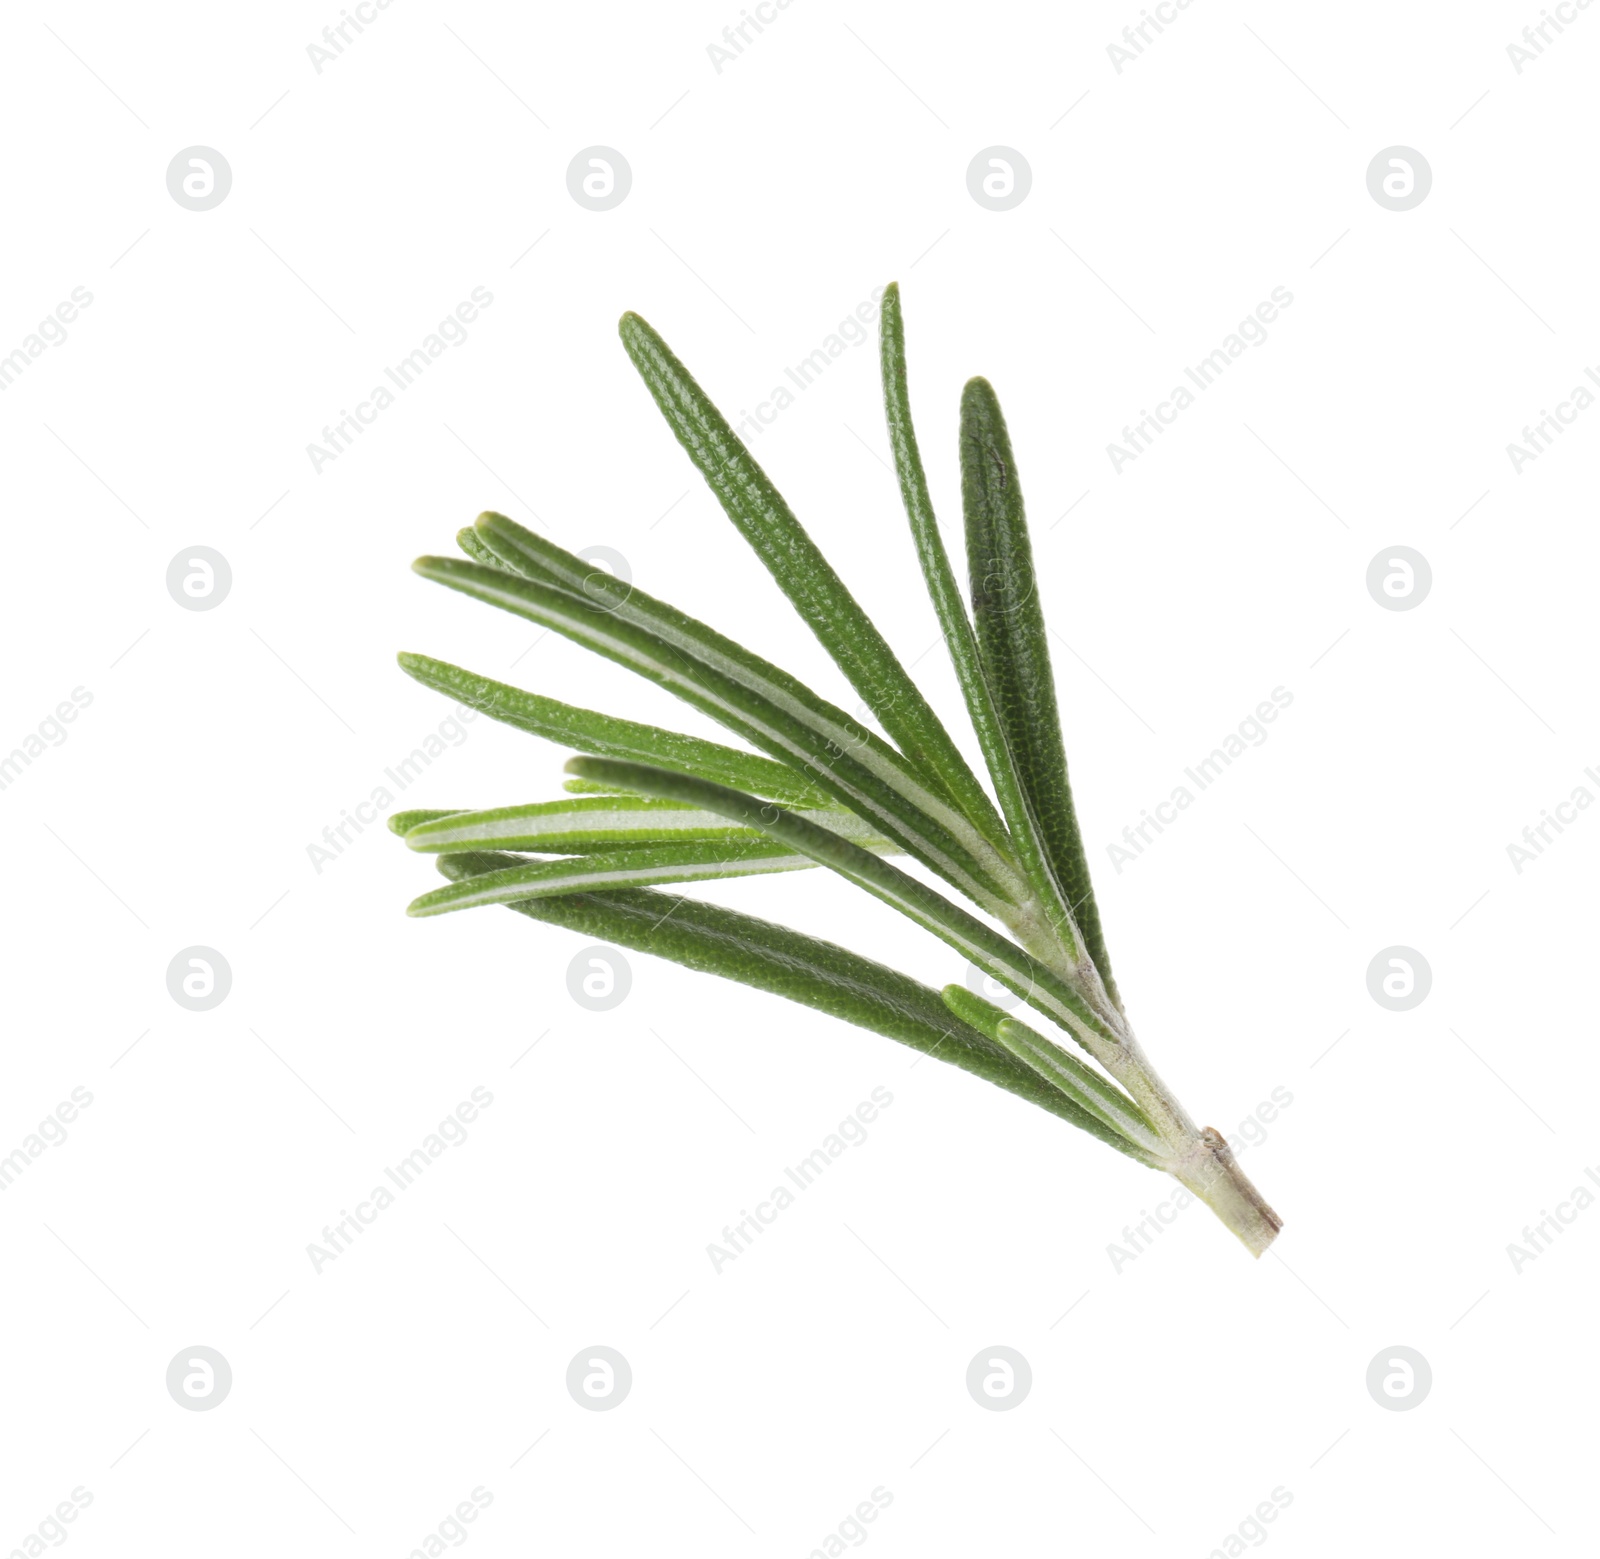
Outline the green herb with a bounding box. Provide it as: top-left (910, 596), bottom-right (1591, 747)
top-left (394, 284), bottom-right (1282, 1256)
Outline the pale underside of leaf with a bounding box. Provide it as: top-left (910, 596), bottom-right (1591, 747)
top-left (411, 557), bottom-right (1013, 915)
top-left (470, 511), bottom-right (1019, 897)
top-left (400, 795), bottom-right (891, 854)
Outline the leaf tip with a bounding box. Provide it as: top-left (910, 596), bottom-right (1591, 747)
top-left (959, 377), bottom-right (1010, 465)
top-left (939, 982), bottom-right (1000, 1038)
top-left (565, 754), bottom-right (612, 786)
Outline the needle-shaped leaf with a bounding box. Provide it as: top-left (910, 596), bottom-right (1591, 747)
top-left (471, 512), bottom-right (1017, 894)
top-left (408, 840), bottom-right (814, 915)
top-left (433, 850), bottom-right (1139, 1152)
top-left (565, 755), bottom-right (1116, 1050)
top-left (396, 650), bottom-right (823, 806)
top-left (880, 284), bottom-right (1080, 959)
top-left (388, 808), bottom-right (470, 836)
top-left (392, 289), bottom-right (1287, 1256)
top-left (617, 311), bottom-right (1010, 849)
top-left (401, 795), bottom-right (891, 854)
top-left (455, 526), bottom-right (512, 570)
top-left (411, 560), bottom-right (1013, 913)
top-left (941, 986), bottom-right (1160, 1157)
top-left (563, 777), bottom-right (626, 795)
top-left (961, 376), bottom-right (1119, 1007)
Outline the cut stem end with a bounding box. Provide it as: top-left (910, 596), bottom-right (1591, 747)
top-left (1171, 1128), bottom-right (1283, 1258)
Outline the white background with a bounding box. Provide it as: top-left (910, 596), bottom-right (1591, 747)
top-left (2, 2), bottom-right (1596, 1554)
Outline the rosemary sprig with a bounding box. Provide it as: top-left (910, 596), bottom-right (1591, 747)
top-left (394, 285), bottom-right (1283, 1257)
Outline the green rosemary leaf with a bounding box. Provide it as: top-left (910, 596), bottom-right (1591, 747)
top-left (562, 777), bottom-right (625, 795)
top-left (401, 795), bottom-right (890, 854)
top-left (433, 850), bottom-right (1136, 1148)
top-left (408, 840), bottom-right (813, 915)
top-left (565, 755), bottom-right (1116, 1049)
top-left (396, 650), bottom-right (823, 806)
top-left (455, 526), bottom-right (513, 570)
top-left (961, 376), bottom-right (1119, 1007)
top-left (410, 560), bottom-right (1013, 913)
top-left (405, 797), bottom-right (756, 853)
top-left (996, 1014), bottom-right (1159, 1149)
top-left (472, 511), bottom-right (1017, 894)
top-left (940, 986), bottom-right (1160, 1155)
top-left (393, 291), bottom-right (1288, 1256)
top-left (616, 311), bottom-right (1009, 849)
top-left (880, 285), bottom-right (1081, 960)
top-left (388, 808), bottom-right (470, 836)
